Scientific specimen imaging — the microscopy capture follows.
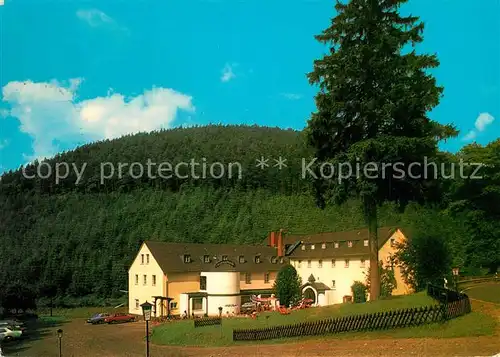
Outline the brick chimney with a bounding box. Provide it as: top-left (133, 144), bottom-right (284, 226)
top-left (277, 229), bottom-right (284, 257)
top-left (269, 231), bottom-right (276, 247)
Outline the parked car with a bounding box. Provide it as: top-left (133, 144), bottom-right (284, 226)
top-left (86, 313), bottom-right (110, 324)
top-left (104, 313), bottom-right (135, 324)
top-left (240, 302), bottom-right (256, 313)
top-left (0, 326), bottom-right (23, 342)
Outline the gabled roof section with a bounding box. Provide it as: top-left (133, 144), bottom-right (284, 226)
top-left (144, 241), bottom-right (287, 274)
top-left (302, 281), bottom-right (331, 291)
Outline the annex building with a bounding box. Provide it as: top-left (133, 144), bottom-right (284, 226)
top-left (128, 227), bottom-right (411, 317)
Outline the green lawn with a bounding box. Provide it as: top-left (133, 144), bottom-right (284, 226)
top-left (465, 282), bottom-right (500, 304)
top-left (151, 292), bottom-right (495, 347)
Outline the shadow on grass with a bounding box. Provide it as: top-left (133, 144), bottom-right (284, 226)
top-left (1, 316), bottom-right (69, 356)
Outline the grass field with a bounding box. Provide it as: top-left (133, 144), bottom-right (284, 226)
top-left (150, 292), bottom-right (496, 347)
top-left (465, 282), bottom-right (500, 304)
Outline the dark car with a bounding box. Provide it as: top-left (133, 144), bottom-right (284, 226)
top-left (104, 313), bottom-right (135, 324)
top-left (86, 313), bottom-right (110, 324)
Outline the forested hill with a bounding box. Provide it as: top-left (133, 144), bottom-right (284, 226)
top-left (0, 125), bottom-right (498, 305)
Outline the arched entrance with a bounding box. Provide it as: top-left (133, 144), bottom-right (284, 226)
top-left (303, 287), bottom-right (317, 304)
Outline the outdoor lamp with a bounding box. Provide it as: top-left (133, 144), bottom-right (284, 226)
top-left (218, 306), bottom-right (222, 317)
top-left (57, 329), bottom-right (63, 338)
top-left (141, 301), bottom-right (153, 321)
top-left (57, 329), bottom-right (63, 357)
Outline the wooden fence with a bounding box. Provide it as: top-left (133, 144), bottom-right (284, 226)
top-left (194, 317), bottom-right (221, 328)
top-left (233, 284), bottom-right (471, 341)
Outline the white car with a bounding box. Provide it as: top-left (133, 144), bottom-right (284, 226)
top-left (0, 326), bottom-right (23, 342)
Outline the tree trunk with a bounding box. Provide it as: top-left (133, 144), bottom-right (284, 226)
top-left (365, 198), bottom-right (380, 301)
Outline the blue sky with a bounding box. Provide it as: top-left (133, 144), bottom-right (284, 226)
top-left (0, 0), bottom-right (499, 174)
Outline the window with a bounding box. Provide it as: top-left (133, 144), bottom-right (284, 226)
top-left (334, 242), bottom-right (339, 248)
top-left (222, 255), bottom-right (228, 261)
top-left (390, 238), bottom-right (396, 247)
top-left (135, 274), bottom-right (138, 285)
top-left (203, 255), bottom-right (210, 263)
top-left (271, 256), bottom-right (277, 263)
top-left (347, 241), bottom-right (353, 248)
top-left (239, 255), bottom-right (245, 263)
top-left (345, 259), bottom-right (349, 268)
top-left (200, 276), bottom-right (207, 290)
top-left (318, 260), bottom-right (323, 268)
top-left (184, 254), bottom-right (191, 263)
top-left (192, 297), bottom-right (203, 311)
top-left (143, 275), bottom-right (147, 285)
top-left (152, 275), bottom-right (156, 286)
top-left (360, 259), bottom-right (366, 268)
top-left (170, 302), bottom-right (177, 309)
top-left (264, 272), bottom-right (270, 283)
top-left (307, 260), bottom-right (311, 268)
top-left (301, 245), bottom-right (306, 250)
top-left (146, 254), bottom-right (150, 264)
top-left (298, 260), bottom-right (302, 268)
top-left (332, 280), bottom-right (336, 289)
top-left (364, 240), bottom-right (368, 247)
top-left (331, 259), bottom-right (336, 267)
top-left (311, 244), bottom-right (315, 250)
top-left (254, 255), bottom-right (261, 263)
top-left (141, 254), bottom-right (144, 264)
top-left (245, 272), bottom-right (251, 284)
top-left (135, 299), bottom-right (139, 309)
top-left (321, 243), bottom-right (326, 249)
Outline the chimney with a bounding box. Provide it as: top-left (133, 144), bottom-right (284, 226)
top-left (269, 231), bottom-right (276, 247)
top-left (277, 229), bottom-right (284, 257)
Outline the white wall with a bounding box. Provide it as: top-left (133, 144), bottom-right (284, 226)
top-left (291, 257), bottom-right (369, 305)
top-left (202, 271), bottom-right (241, 316)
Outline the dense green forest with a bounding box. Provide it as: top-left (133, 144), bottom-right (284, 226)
top-left (0, 125), bottom-right (499, 306)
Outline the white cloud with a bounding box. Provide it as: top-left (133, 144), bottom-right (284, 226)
top-left (76, 9), bottom-right (128, 33)
top-left (2, 79), bottom-right (195, 162)
top-left (474, 112), bottom-right (494, 132)
top-left (462, 112), bottom-right (495, 142)
top-left (281, 93), bottom-right (302, 100)
top-left (221, 63), bottom-right (236, 82)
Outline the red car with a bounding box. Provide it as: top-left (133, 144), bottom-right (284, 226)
top-left (104, 313), bottom-right (136, 324)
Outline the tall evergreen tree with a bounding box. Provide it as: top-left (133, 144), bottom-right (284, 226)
top-left (306, 0), bottom-right (457, 299)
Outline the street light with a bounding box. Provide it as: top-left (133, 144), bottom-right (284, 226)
top-left (218, 306), bottom-right (222, 318)
top-left (140, 301), bottom-right (153, 357)
top-left (56, 329), bottom-right (63, 357)
top-left (452, 267), bottom-right (460, 292)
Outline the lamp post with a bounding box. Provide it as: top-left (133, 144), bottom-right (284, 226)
top-left (56, 329), bottom-right (63, 357)
top-left (218, 306), bottom-right (222, 318)
top-left (452, 267), bottom-right (459, 292)
top-left (140, 301), bottom-right (153, 357)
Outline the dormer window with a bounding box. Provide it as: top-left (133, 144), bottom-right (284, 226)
top-left (279, 257), bottom-right (284, 264)
top-left (203, 255), bottom-right (210, 263)
top-left (184, 254), bottom-right (191, 263)
top-left (239, 255), bottom-right (245, 263)
top-left (254, 255), bottom-right (261, 263)
top-left (321, 243), bottom-right (326, 249)
top-left (311, 244), bottom-right (315, 250)
top-left (334, 242), bottom-right (339, 248)
top-left (222, 255), bottom-right (228, 261)
top-left (271, 256), bottom-right (278, 263)
top-left (301, 245), bottom-right (306, 250)
top-left (347, 241), bottom-right (353, 248)
top-left (364, 240), bottom-right (368, 247)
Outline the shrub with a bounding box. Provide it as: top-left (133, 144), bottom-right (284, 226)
top-left (273, 264), bottom-right (302, 307)
top-left (351, 281), bottom-right (367, 303)
top-left (365, 261), bottom-right (397, 298)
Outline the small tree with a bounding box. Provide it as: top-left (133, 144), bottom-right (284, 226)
top-left (351, 281), bottom-right (367, 303)
top-left (365, 261), bottom-right (397, 298)
top-left (273, 265), bottom-right (302, 307)
top-left (395, 233), bottom-right (451, 291)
